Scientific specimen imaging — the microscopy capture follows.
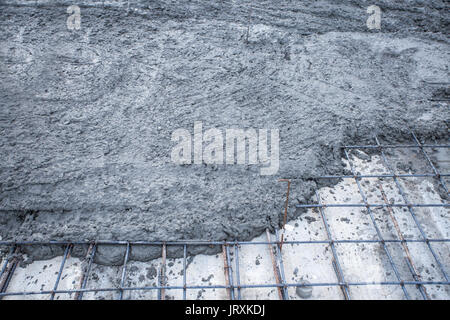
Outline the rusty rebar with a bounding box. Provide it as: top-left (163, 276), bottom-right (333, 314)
top-left (222, 245), bottom-right (232, 300)
top-left (74, 243), bottom-right (94, 300)
top-left (265, 229), bottom-right (283, 299)
top-left (378, 183), bottom-right (430, 299)
top-left (278, 179), bottom-right (291, 251)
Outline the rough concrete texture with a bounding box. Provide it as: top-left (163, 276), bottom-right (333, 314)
top-left (1, 152), bottom-right (449, 299)
top-left (0, 1), bottom-right (449, 264)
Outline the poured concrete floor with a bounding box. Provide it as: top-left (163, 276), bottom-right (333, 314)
top-left (2, 150), bottom-right (448, 300)
top-left (1, 1), bottom-right (449, 252)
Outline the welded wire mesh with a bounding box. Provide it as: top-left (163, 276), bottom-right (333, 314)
top-left (0, 132), bottom-right (448, 300)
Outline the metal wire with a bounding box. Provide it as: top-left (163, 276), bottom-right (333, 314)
top-left (0, 133), bottom-right (448, 300)
top-left (118, 242), bottom-right (130, 300)
top-left (50, 244), bottom-right (71, 300)
top-left (315, 191), bottom-right (350, 300)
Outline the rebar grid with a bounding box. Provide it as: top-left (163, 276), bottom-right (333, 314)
top-left (0, 133), bottom-right (448, 300)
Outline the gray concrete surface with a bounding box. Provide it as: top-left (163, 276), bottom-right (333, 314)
top-left (1, 151), bottom-right (449, 299)
top-left (0, 1), bottom-right (449, 263)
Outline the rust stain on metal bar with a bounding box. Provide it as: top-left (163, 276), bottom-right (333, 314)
top-left (265, 229), bottom-right (283, 300)
top-left (278, 179), bottom-right (291, 251)
top-left (378, 183), bottom-right (430, 299)
top-left (74, 243), bottom-right (94, 300)
top-left (222, 245), bottom-right (231, 300)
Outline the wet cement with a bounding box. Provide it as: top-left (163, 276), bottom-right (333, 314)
top-left (0, 1), bottom-right (449, 264)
